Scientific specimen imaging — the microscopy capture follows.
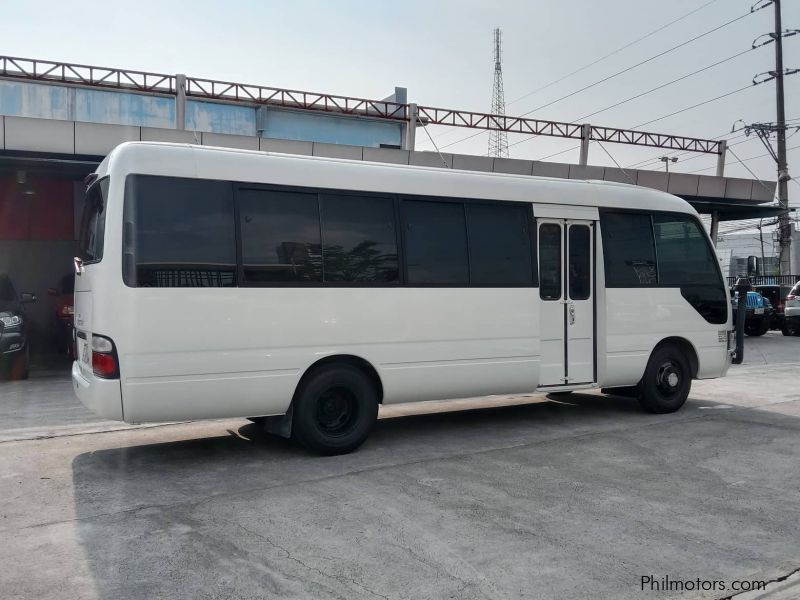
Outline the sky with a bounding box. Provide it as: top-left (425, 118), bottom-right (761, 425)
top-left (1, 0), bottom-right (799, 216)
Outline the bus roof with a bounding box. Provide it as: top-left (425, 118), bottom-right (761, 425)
top-left (98, 141), bottom-right (696, 215)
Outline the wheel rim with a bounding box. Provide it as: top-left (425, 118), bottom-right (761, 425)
top-left (655, 361), bottom-right (682, 398)
top-left (316, 386), bottom-right (359, 436)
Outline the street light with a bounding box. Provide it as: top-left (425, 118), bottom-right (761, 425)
top-left (658, 156), bottom-right (678, 172)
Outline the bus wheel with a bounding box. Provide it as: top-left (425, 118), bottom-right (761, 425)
top-left (637, 345), bottom-right (691, 414)
top-left (292, 364), bottom-right (378, 456)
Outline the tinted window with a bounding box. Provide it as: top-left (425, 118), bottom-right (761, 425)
top-left (653, 215), bottom-right (717, 285)
top-left (79, 178), bottom-right (108, 263)
top-left (539, 224), bottom-right (562, 300)
top-left (125, 176), bottom-right (235, 287)
top-left (467, 204), bottom-right (533, 284)
top-left (239, 189), bottom-right (322, 283)
top-left (653, 214), bottom-right (726, 323)
top-left (403, 200), bottom-right (468, 284)
top-left (321, 194), bottom-right (398, 283)
top-left (569, 225), bottom-right (591, 300)
top-left (600, 212), bottom-right (657, 286)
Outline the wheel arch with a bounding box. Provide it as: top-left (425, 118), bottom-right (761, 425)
top-left (651, 336), bottom-right (699, 379)
top-left (294, 354), bottom-right (385, 404)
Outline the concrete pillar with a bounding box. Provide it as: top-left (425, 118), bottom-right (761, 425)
top-left (710, 210), bottom-right (720, 247)
top-left (256, 106), bottom-right (268, 137)
top-left (175, 74), bottom-right (187, 131)
top-left (579, 123), bottom-right (591, 166)
top-left (716, 140), bottom-right (727, 177)
top-left (403, 103), bottom-right (417, 151)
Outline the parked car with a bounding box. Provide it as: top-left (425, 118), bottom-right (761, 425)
top-left (0, 274), bottom-right (36, 379)
top-left (743, 290), bottom-right (772, 337)
top-left (48, 274), bottom-right (75, 358)
top-left (754, 284), bottom-right (796, 335)
top-left (784, 281), bottom-right (800, 336)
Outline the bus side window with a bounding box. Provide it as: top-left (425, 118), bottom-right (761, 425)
top-left (599, 212), bottom-right (657, 287)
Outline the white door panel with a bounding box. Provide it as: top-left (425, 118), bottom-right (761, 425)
top-left (537, 219), bottom-right (595, 387)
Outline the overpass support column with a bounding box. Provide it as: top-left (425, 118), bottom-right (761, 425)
top-left (176, 74), bottom-right (187, 131)
top-left (403, 103), bottom-right (418, 151)
top-left (716, 140), bottom-right (727, 177)
top-left (710, 210), bottom-right (720, 247)
top-left (579, 123), bottom-right (591, 165)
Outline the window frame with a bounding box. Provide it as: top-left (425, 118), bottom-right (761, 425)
top-left (79, 175), bottom-right (110, 265)
top-left (599, 208), bottom-right (725, 290)
top-left (121, 175), bottom-right (539, 289)
top-left (399, 194), bottom-right (537, 288)
top-left (234, 182), bottom-right (538, 288)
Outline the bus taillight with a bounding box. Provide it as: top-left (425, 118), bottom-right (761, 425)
top-left (91, 334), bottom-right (119, 379)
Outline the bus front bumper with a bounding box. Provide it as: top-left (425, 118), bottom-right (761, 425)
top-left (72, 361), bottom-right (124, 421)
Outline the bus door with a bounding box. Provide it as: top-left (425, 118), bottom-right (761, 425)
top-left (537, 219), bottom-right (595, 387)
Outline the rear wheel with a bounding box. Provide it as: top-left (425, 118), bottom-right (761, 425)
top-left (744, 319), bottom-right (769, 336)
top-left (291, 364), bottom-right (378, 456)
top-left (637, 345), bottom-right (691, 414)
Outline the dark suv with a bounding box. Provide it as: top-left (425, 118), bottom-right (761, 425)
top-left (755, 284), bottom-right (797, 336)
top-left (0, 274), bottom-right (37, 379)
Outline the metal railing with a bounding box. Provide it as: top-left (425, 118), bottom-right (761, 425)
top-left (726, 275), bottom-right (800, 286)
top-left (0, 54), bottom-right (723, 154)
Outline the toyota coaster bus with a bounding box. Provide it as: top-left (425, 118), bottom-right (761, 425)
top-left (73, 142), bottom-right (732, 454)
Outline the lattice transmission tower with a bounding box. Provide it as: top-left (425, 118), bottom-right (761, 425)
top-left (488, 27), bottom-right (509, 158)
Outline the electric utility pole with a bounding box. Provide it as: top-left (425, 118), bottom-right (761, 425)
top-left (774, 0), bottom-right (791, 274)
top-left (746, 0), bottom-right (798, 273)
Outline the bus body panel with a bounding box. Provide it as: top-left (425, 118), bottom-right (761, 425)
top-left (118, 287), bottom-right (539, 422)
top-left (602, 288), bottom-right (729, 387)
top-left (71, 142), bottom-right (732, 426)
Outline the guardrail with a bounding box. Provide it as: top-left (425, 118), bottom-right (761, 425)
top-left (726, 275), bottom-right (799, 286)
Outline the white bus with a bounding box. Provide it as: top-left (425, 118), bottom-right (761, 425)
top-left (73, 142), bottom-right (732, 454)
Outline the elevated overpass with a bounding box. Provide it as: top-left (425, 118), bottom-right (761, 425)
top-left (0, 55), bottom-right (783, 354)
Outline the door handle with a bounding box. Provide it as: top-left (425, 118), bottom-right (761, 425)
top-left (568, 302), bottom-right (576, 325)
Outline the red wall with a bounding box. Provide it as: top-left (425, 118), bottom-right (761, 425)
top-left (0, 176), bottom-right (74, 240)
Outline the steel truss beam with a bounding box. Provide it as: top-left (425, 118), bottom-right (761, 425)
top-left (0, 56), bottom-right (175, 93)
top-left (0, 55), bottom-right (722, 155)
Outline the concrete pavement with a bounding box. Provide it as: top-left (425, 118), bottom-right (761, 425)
top-left (0, 333), bottom-right (799, 599)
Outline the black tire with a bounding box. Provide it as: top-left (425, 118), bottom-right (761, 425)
top-left (637, 345), bottom-right (691, 414)
top-left (782, 324), bottom-right (792, 336)
top-left (291, 364), bottom-right (378, 456)
top-left (744, 319), bottom-right (769, 336)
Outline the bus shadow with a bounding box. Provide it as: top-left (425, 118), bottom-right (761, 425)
top-left (66, 391), bottom-right (749, 599)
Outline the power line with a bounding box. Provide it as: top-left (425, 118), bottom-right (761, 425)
top-left (686, 143), bottom-right (800, 174)
top-left (632, 84), bottom-right (754, 129)
top-left (432, 9), bottom-right (754, 153)
top-left (427, 0), bottom-right (721, 149)
top-left (596, 142), bottom-right (636, 184)
top-left (515, 9), bottom-right (756, 119)
top-left (573, 47), bottom-right (756, 122)
top-left (506, 0), bottom-right (719, 106)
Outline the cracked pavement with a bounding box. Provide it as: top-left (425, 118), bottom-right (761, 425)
top-left (1, 332), bottom-right (799, 599)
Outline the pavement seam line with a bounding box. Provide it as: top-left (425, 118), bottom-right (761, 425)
top-left (7, 409), bottom-right (726, 534)
top-left (717, 564), bottom-right (800, 600)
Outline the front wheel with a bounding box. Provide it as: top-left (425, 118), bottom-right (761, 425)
top-left (637, 345), bottom-right (691, 414)
top-left (291, 364), bottom-right (378, 455)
